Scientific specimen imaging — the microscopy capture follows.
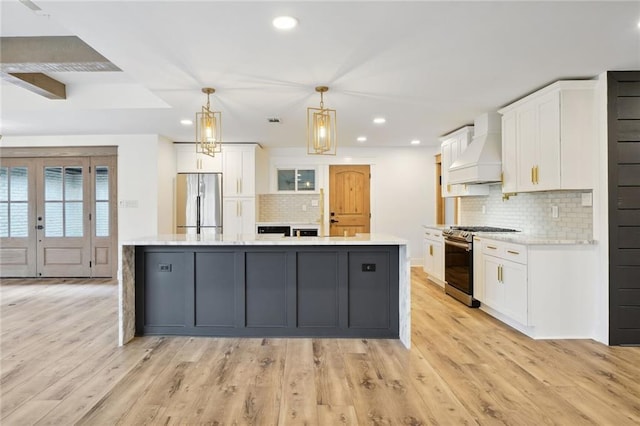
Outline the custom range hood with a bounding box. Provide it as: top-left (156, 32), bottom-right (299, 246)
top-left (449, 112), bottom-right (502, 184)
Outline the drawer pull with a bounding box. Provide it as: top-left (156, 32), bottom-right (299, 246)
top-left (487, 245), bottom-right (497, 250)
top-left (507, 250), bottom-right (520, 255)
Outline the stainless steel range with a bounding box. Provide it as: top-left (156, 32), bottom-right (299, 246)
top-left (442, 226), bottom-right (518, 307)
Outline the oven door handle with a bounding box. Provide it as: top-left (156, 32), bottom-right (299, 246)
top-left (445, 239), bottom-right (472, 251)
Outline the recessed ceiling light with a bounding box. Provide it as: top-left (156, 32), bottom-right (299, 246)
top-left (273, 16), bottom-right (298, 30)
top-left (180, 119), bottom-right (193, 126)
top-left (411, 140), bottom-right (421, 145)
top-left (357, 136), bottom-right (367, 142)
top-left (373, 117), bottom-right (386, 124)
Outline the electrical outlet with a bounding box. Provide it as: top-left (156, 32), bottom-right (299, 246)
top-left (311, 199), bottom-right (319, 207)
top-left (551, 205), bottom-right (559, 218)
top-left (482, 205), bottom-right (486, 214)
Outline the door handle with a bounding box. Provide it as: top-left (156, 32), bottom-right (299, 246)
top-left (36, 225), bottom-right (44, 230)
top-left (330, 219), bottom-right (339, 223)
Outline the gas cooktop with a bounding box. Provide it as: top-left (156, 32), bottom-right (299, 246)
top-left (442, 226), bottom-right (519, 242)
top-left (449, 226), bottom-right (518, 232)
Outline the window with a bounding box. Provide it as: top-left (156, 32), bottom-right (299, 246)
top-left (276, 168), bottom-right (316, 192)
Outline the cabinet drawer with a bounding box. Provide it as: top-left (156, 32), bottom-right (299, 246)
top-left (482, 240), bottom-right (527, 264)
top-left (424, 230), bottom-right (442, 240)
top-left (501, 242), bottom-right (527, 264)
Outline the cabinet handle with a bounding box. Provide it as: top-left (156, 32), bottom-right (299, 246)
top-left (429, 245), bottom-right (433, 256)
top-left (507, 250), bottom-right (520, 255)
top-left (531, 167), bottom-right (535, 184)
top-left (487, 245), bottom-right (497, 250)
top-left (425, 232), bottom-right (431, 236)
top-left (535, 166), bottom-right (539, 184)
top-left (498, 265), bottom-right (503, 282)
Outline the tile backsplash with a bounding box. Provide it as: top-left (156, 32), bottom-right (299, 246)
top-left (258, 193), bottom-right (320, 223)
top-left (459, 185), bottom-right (593, 240)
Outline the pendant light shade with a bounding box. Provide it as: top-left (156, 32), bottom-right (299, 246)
top-left (196, 87), bottom-right (222, 157)
top-left (307, 86), bottom-right (337, 155)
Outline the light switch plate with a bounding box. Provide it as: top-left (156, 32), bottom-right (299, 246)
top-left (581, 193), bottom-right (593, 207)
top-left (311, 199), bottom-right (319, 207)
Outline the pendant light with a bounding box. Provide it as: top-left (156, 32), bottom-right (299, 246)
top-left (196, 87), bottom-right (222, 157)
top-left (307, 86), bottom-right (337, 155)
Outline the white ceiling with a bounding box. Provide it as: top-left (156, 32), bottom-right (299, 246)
top-left (1, 0), bottom-right (639, 148)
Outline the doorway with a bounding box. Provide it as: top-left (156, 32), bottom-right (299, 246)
top-left (0, 150), bottom-right (117, 278)
top-left (329, 165), bottom-right (370, 236)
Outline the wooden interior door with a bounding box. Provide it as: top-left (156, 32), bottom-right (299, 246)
top-left (0, 159), bottom-right (37, 276)
top-left (329, 165), bottom-right (370, 236)
top-left (36, 158), bottom-right (91, 277)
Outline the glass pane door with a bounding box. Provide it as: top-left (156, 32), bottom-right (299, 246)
top-left (37, 158), bottom-right (91, 277)
top-left (91, 156), bottom-right (116, 277)
top-left (0, 161), bottom-right (36, 276)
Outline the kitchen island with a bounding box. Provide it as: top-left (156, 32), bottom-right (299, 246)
top-left (119, 234), bottom-right (410, 348)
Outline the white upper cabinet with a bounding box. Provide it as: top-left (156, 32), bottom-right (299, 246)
top-left (222, 145), bottom-right (256, 197)
top-left (175, 144), bottom-right (222, 173)
top-left (499, 80), bottom-right (596, 193)
top-left (440, 126), bottom-right (489, 198)
top-left (500, 111), bottom-right (518, 193)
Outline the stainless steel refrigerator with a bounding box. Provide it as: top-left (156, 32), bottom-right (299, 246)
top-left (176, 173), bottom-right (222, 235)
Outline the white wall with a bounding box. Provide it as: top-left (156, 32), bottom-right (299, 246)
top-left (263, 146), bottom-right (438, 265)
top-left (593, 72), bottom-right (609, 344)
top-left (157, 135), bottom-right (176, 234)
top-left (0, 134), bottom-right (169, 242)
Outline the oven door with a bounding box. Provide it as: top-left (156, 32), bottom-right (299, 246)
top-left (444, 238), bottom-right (473, 295)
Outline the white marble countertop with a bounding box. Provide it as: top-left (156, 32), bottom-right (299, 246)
top-left (122, 233), bottom-right (408, 246)
top-left (422, 224), bottom-right (594, 245)
top-left (422, 224), bottom-right (450, 231)
top-left (473, 233), bottom-right (596, 246)
top-left (256, 222), bottom-right (320, 226)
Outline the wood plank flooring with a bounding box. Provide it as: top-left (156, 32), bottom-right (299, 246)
top-left (1, 269), bottom-right (639, 425)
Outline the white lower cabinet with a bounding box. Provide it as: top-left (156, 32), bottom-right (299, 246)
top-left (482, 240), bottom-right (529, 326)
top-left (478, 237), bottom-right (597, 339)
top-left (473, 237), bottom-right (485, 301)
top-left (483, 254), bottom-right (528, 325)
top-left (423, 229), bottom-right (444, 286)
top-left (223, 197), bottom-right (255, 236)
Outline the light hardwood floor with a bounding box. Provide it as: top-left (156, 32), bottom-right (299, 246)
top-left (1, 269), bottom-right (639, 425)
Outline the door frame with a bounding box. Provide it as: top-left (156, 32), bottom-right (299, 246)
top-left (0, 146), bottom-right (118, 278)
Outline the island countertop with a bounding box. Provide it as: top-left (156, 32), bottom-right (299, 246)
top-left (119, 234), bottom-right (411, 349)
top-left (121, 233), bottom-right (408, 246)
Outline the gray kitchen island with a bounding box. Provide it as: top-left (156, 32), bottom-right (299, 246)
top-left (119, 234), bottom-right (411, 348)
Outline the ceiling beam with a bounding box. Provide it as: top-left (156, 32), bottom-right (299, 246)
top-left (2, 72), bottom-right (66, 99)
top-left (0, 36), bottom-right (121, 72)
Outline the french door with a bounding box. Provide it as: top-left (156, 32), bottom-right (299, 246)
top-left (0, 155), bottom-right (116, 278)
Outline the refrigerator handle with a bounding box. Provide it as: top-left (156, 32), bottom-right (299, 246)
top-left (196, 195), bottom-right (201, 234)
